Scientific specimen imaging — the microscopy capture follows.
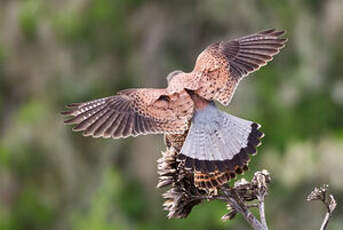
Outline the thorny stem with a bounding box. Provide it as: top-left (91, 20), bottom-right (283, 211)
top-left (255, 171), bottom-right (269, 230)
top-left (257, 194), bottom-right (268, 230)
top-left (320, 211), bottom-right (331, 230)
top-left (320, 194), bottom-right (337, 230)
top-left (222, 186), bottom-right (265, 230)
top-left (320, 194), bottom-right (334, 230)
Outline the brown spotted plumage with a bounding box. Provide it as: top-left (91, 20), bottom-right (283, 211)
top-left (167, 29), bottom-right (287, 105)
top-left (62, 29), bottom-right (287, 191)
top-left (62, 88), bottom-right (194, 138)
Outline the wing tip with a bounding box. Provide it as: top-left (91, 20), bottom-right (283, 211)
top-left (260, 28), bottom-right (287, 37)
top-left (61, 110), bottom-right (75, 116)
top-left (64, 103), bottom-right (82, 109)
top-left (64, 117), bottom-right (77, 125)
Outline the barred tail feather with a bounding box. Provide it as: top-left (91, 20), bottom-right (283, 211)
top-left (179, 103), bottom-right (264, 189)
top-left (194, 165), bottom-right (249, 189)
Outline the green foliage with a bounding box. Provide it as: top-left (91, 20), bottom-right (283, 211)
top-left (0, 145), bottom-right (10, 167)
top-left (8, 188), bottom-right (54, 230)
top-left (70, 169), bottom-right (128, 230)
top-left (19, 0), bottom-right (42, 40)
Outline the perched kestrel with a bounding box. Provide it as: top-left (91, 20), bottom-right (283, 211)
top-left (62, 29), bottom-right (287, 190)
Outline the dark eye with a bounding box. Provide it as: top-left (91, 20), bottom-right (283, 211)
top-left (158, 95), bottom-right (170, 102)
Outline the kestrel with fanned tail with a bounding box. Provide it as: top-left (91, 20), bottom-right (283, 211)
top-left (62, 29), bottom-right (287, 190)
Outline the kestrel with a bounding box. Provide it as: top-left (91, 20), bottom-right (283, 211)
top-left (62, 29), bottom-right (287, 190)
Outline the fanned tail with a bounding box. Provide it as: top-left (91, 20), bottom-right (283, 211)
top-left (179, 103), bottom-right (264, 189)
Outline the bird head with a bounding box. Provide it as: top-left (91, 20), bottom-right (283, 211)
top-left (166, 70), bottom-right (183, 83)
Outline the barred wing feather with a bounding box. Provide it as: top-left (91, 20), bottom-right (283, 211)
top-left (61, 88), bottom-right (194, 139)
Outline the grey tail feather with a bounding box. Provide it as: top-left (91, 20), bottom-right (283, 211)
top-left (179, 103), bottom-right (264, 173)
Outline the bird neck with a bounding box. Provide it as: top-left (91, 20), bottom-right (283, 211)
top-left (190, 93), bottom-right (211, 111)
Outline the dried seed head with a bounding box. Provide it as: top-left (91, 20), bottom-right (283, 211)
top-left (307, 184), bottom-right (337, 216)
top-left (157, 146), bottom-right (204, 219)
top-left (306, 184), bottom-right (328, 202)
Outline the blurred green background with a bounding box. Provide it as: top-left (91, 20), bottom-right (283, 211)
top-left (0, 0), bottom-right (343, 229)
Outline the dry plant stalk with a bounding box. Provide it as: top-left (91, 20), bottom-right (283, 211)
top-left (307, 184), bottom-right (337, 230)
top-left (157, 146), bottom-right (337, 230)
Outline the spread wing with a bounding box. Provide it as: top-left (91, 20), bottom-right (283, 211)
top-left (190, 29), bottom-right (287, 105)
top-left (61, 88), bottom-right (194, 139)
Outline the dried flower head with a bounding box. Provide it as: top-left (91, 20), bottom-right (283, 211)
top-left (307, 184), bottom-right (328, 202)
top-left (307, 184), bottom-right (337, 214)
top-left (157, 147), bottom-right (205, 219)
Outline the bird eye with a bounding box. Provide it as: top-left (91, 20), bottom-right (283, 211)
top-left (158, 95), bottom-right (170, 102)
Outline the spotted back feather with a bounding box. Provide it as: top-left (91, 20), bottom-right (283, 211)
top-left (184, 29), bottom-right (287, 105)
